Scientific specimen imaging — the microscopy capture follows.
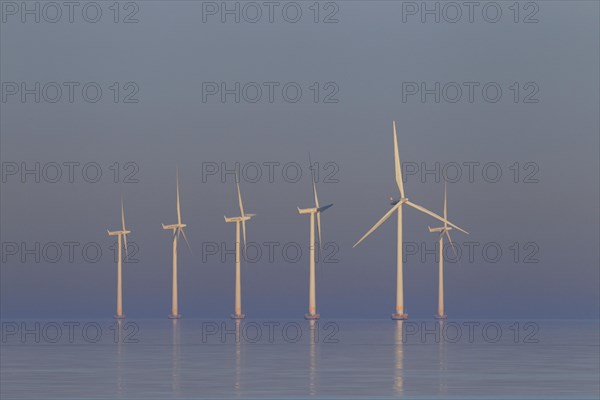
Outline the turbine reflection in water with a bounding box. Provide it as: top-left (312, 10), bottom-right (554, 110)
top-left (234, 319), bottom-right (242, 393)
top-left (437, 320), bottom-right (448, 397)
top-left (115, 320), bottom-right (124, 398)
top-left (394, 321), bottom-right (404, 395)
top-left (171, 319), bottom-right (181, 395)
top-left (2, 320), bottom-right (597, 398)
top-left (309, 320), bottom-right (317, 396)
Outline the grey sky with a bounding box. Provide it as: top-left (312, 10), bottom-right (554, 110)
top-left (1, 1), bottom-right (598, 318)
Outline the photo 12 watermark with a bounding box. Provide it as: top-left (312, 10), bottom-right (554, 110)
top-left (201, 240), bottom-right (340, 264)
top-left (1, 1), bottom-right (140, 24)
top-left (403, 241), bottom-right (540, 264)
top-left (200, 1), bottom-right (340, 24)
top-left (201, 160), bottom-right (339, 184)
top-left (1, 161), bottom-right (140, 184)
top-left (401, 81), bottom-right (540, 104)
top-left (400, 320), bottom-right (540, 344)
top-left (400, 1), bottom-right (539, 24)
top-left (1, 82), bottom-right (140, 103)
top-left (200, 320), bottom-right (340, 344)
top-left (201, 81), bottom-right (340, 104)
top-left (1, 320), bottom-right (140, 344)
top-left (400, 161), bottom-right (540, 184)
top-left (1, 240), bottom-right (140, 265)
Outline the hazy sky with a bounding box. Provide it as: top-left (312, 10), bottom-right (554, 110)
top-left (1, 1), bottom-right (598, 319)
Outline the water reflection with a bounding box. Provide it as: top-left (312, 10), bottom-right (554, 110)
top-left (437, 320), bottom-right (448, 397)
top-left (309, 320), bottom-right (317, 396)
top-left (2, 320), bottom-right (598, 399)
top-left (234, 319), bottom-right (241, 394)
top-left (394, 321), bottom-right (404, 395)
top-left (115, 320), bottom-right (124, 398)
top-left (171, 319), bottom-right (181, 395)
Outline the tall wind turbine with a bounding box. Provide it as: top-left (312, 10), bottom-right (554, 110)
top-left (162, 168), bottom-right (191, 319)
top-left (353, 121), bottom-right (468, 320)
top-left (298, 159), bottom-right (333, 320)
top-left (428, 183), bottom-right (468, 319)
top-left (224, 177), bottom-right (255, 319)
top-left (107, 197), bottom-right (131, 319)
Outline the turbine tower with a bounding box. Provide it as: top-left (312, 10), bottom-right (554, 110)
top-left (353, 121), bottom-right (467, 320)
top-left (224, 177), bottom-right (255, 319)
top-left (107, 197), bottom-right (131, 319)
top-left (428, 183), bottom-right (468, 319)
top-left (162, 168), bottom-right (191, 319)
top-left (298, 158), bottom-right (333, 320)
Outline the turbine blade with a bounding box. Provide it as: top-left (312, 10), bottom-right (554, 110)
top-left (317, 204), bottom-right (333, 213)
top-left (312, 179), bottom-right (320, 209)
top-left (308, 153), bottom-right (320, 209)
top-left (236, 175), bottom-right (248, 250)
top-left (451, 223), bottom-right (468, 235)
top-left (241, 219), bottom-right (247, 250)
top-left (446, 229), bottom-right (457, 258)
top-left (316, 212), bottom-right (322, 248)
top-left (445, 229), bottom-right (453, 246)
top-left (176, 168), bottom-right (182, 225)
top-left (180, 228), bottom-right (192, 253)
top-left (236, 179), bottom-right (245, 218)
top-left (123, 233), bottom-right (128, 257)
top-left (121, 197), bottom-right (126, 231)
top-left (121, 198), bottom-right (128, 257)
top-left (353, 203), bottom-right (400, 248)
top-left (393, 121), bottom-right (405, 199)
top-left (405, 200), bottom-right (444, 223)
top-left (444, 182), bottom-right (447, 229)
top-left (406, 200), bottom-right (469, 234)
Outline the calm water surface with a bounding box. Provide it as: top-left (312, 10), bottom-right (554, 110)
top-left (1, 319), bottom-right (598, 399)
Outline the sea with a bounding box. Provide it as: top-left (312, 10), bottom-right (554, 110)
top-left (1, 319), bottom-right (598, 399)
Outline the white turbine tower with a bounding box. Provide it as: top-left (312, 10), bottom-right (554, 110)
top-left (429, 183), bottom-right (468, 319)
top-left (298, 159), bottom-right (333, 320)
top-left (353, 121), bottom-right (468, 320)
top-left (107, 197), bottom-right (131, 319)
top-left (162, 168), bottom-right (191, 319)
top-left (224, 177), bottom-right (255, 319)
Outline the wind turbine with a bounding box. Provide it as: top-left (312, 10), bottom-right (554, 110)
top-left (162, 168), bottom-right (191, 319)
top-left (298, 158), bottom-right (333, 320)
top-left (353, 121), bottom-right (468, 320)
top-left (224, 177), bottom-right (255, 319)
top-left (107, 197), bottom-right (131, 319)
top-left (429, 183), bottom-right (468, 319)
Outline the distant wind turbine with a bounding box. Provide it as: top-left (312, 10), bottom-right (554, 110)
top-left (428, 183), bottom-right (468, 319)
top-left (224, 177), bottom-right (255, 319)
top-left (298, 157), bottom-right (333, 320)
top-left (353, 121), bottom-right (467, 320)
top-left (107, 197), bottom-right (131, 319)
top-left (162, 168), bottom-right (191, 319)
